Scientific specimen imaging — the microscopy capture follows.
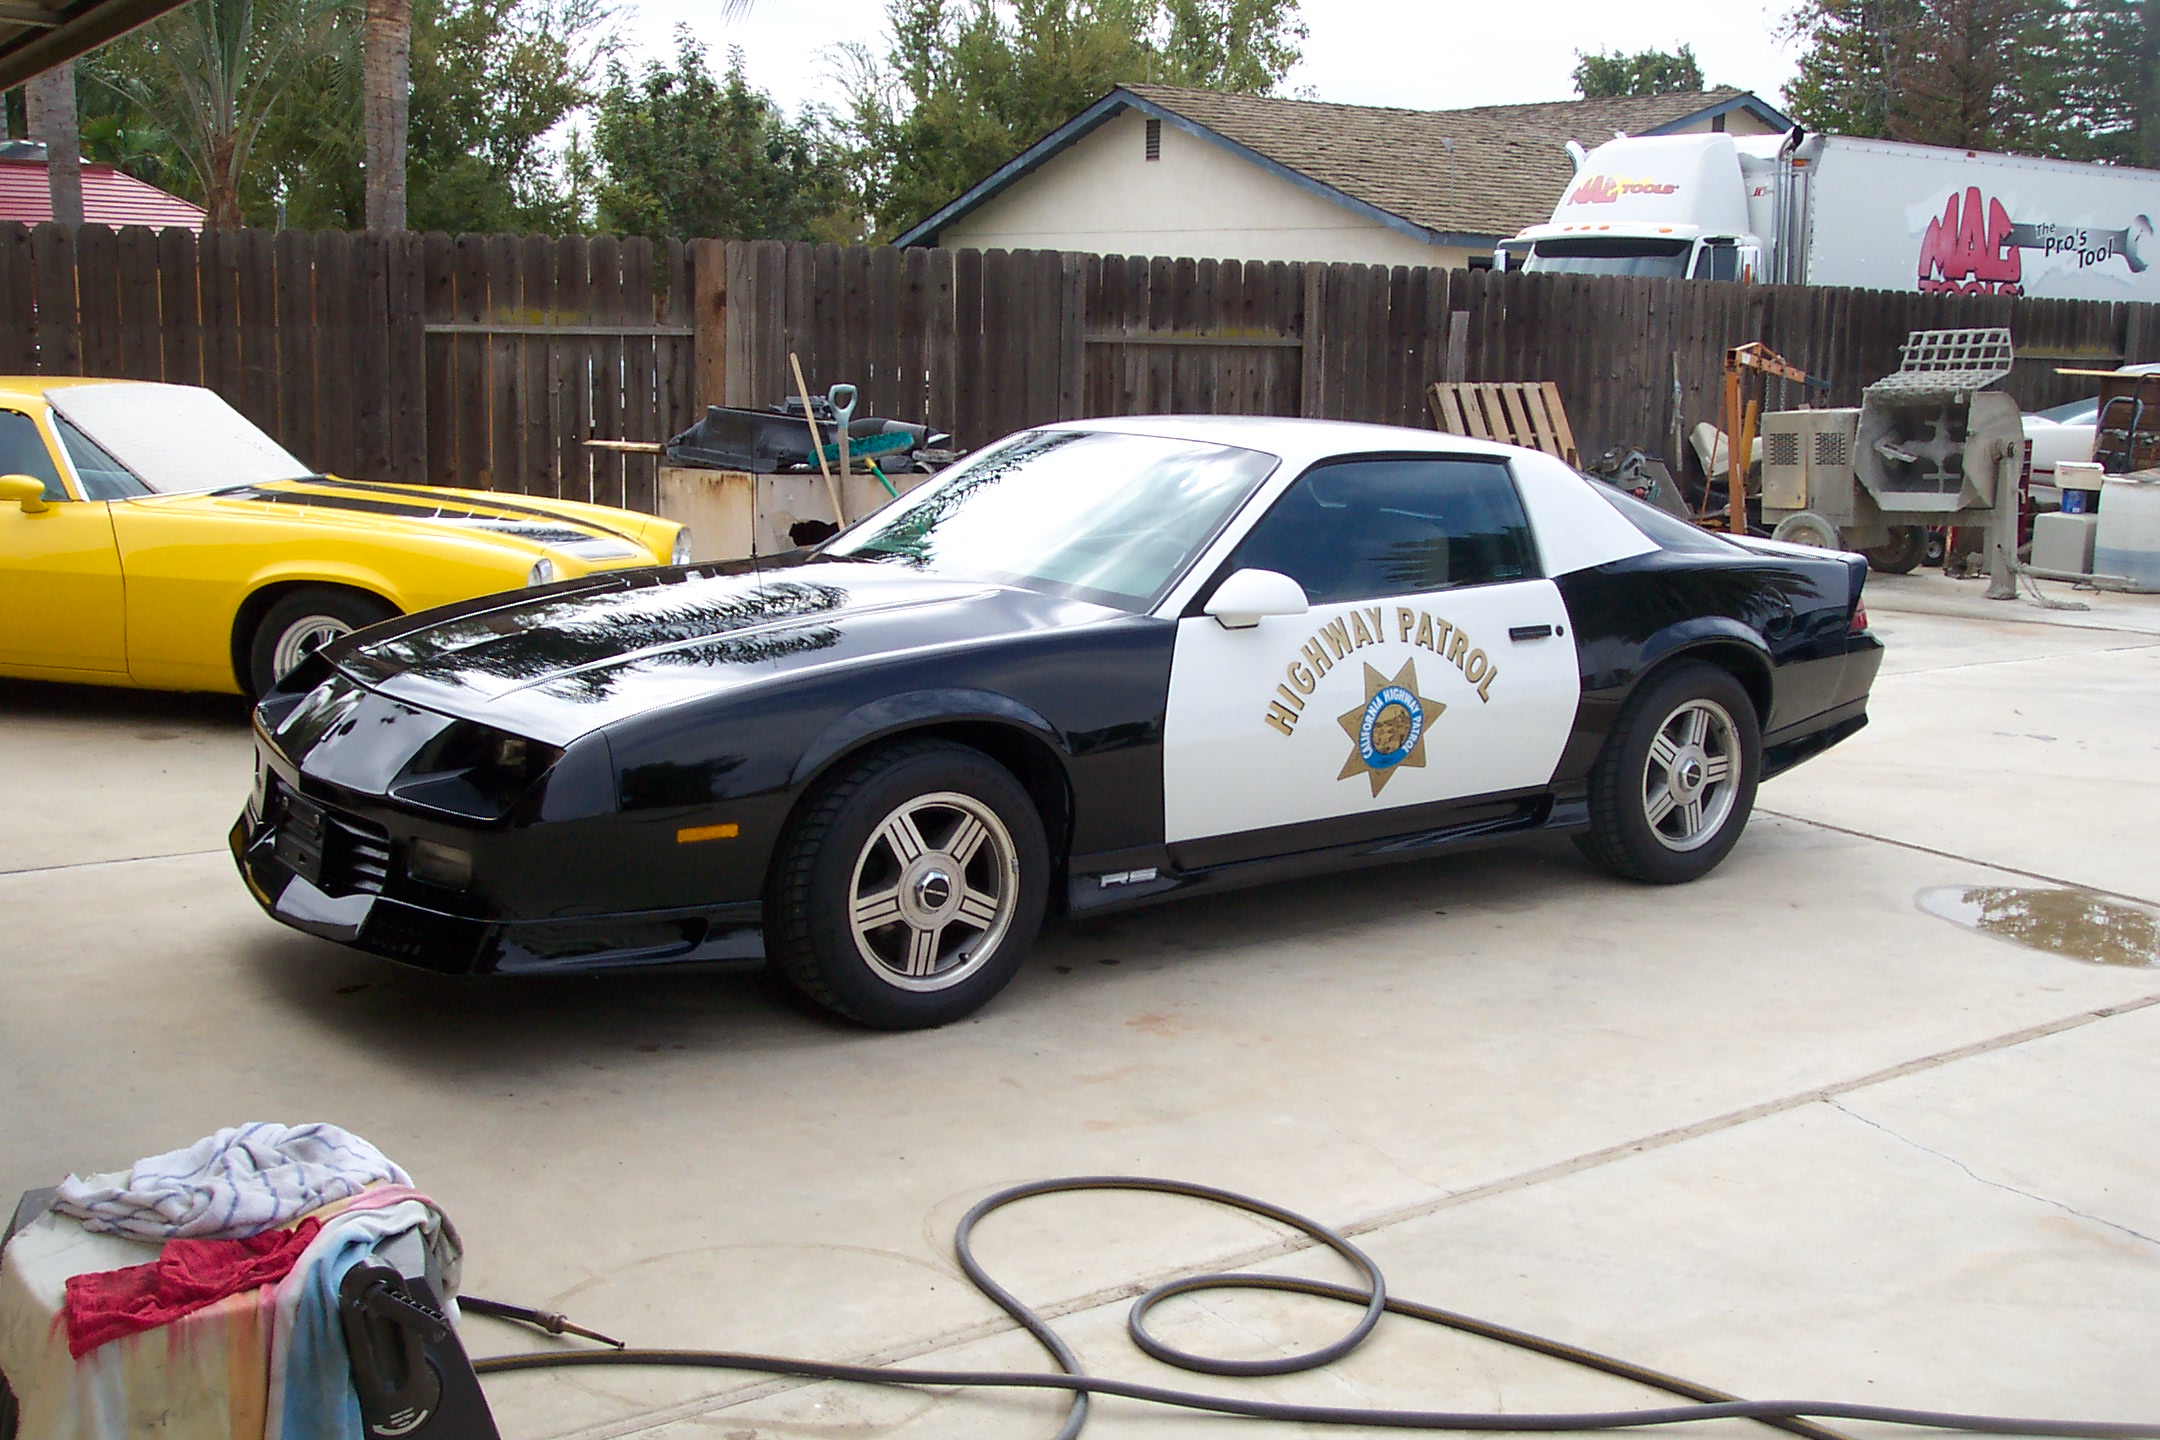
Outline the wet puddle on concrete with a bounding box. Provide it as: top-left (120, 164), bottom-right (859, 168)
top-left (1916, 885), bottom-right (2160, 967)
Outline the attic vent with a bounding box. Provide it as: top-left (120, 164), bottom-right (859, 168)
top-left (1145, 118), bottom-right (1162, 161)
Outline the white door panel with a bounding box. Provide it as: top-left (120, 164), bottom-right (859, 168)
top-left (1163, 579), bottom-right (1580, 844)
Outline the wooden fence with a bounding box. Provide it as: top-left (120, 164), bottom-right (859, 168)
top-left (6, 223), bottom-right (2158, 505)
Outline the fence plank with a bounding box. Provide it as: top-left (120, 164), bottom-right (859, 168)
top-left (452, 234), bottom-right (490, 487)
top-left (486, 234), bottom-right (522, 493)
top-left (235, 229), bottom-right (278, 436)
top-left (31, 224), bottom-right (80, 375)
top-left (198, 229), bottom-right (240, 398)
top-left (622, 236), bottom-right (658, 512)
top-left (351, 232), bottom-right (393, 480)
top-left (388, 232), bottom-right (428, 484)
top-left (518, 234), bottom-right (555, 495)
top-left (422, 233), bottom-right (455, 483)
top-left (312, 231), bottom-right (354, 476)
top-left (0, 225), bottom-right (35, 374)
top-left (75, 224), bottom-right (121, 378)
top-left (274, 230), bottom-right (317, 469)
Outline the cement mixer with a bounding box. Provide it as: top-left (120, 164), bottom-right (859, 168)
top-left (1759, 329), bottom-right (2023, 594)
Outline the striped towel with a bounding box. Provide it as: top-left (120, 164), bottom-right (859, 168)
top-left (53, 1123), bottom-right (411, 1241)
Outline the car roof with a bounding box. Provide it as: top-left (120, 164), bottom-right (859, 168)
top-left (1047, 414), bottom-right (1522, 469)
top-left (0, 375), bottom-right (139, 407)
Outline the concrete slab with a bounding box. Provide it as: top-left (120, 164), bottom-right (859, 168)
top-left (2, 593), bottom-right (2155, 1440)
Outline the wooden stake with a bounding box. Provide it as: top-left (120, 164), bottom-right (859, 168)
top-left (789, 351), bottom-right (846, 528)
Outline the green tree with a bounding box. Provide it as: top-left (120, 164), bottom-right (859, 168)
top-left (842, 0), bottom-right (1304, 238)
top-left (84, 0), bottom-right (605, 231)
top-left (2057, 0), bottom-right (2160, 163)
top-left (86, 0), bottom-right (347, 229)
top-left (1781, 0), bottom-right (2071, 152)
top-left (586, 29), bottom-right (851, 239)
top-left (1571, 44), bottom-right (1703, 98)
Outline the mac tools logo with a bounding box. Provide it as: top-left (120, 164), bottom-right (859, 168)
top-left (1917, 187), bottom-right (2153, 294)
top-left (1567, 174), bottom-right (1679, 204)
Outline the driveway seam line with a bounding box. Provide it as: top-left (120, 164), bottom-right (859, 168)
top-left (0, 848), bottom-right (227, 877)
top-left (1756, 809), bottom-right (2160, 908)
top-left (1875, 640), bottom-right (2160, 678)
top-left (532, 990), bottom-right (2160, 1440)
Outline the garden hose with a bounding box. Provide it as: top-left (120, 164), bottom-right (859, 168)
top-left (468, 1174), bottom-right (2158, 1440)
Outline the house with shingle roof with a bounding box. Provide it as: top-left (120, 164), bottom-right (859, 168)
top-left (896, 83), bottom-right (1792, 269)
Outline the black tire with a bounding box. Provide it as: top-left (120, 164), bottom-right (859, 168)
top-left (1574, 661), bottom-right (1762, 885)
top-left (1864, 526), bottom-right (1925, 574)
top-left (246, 586), bottom-right (396, 698)
top-left (765, 738), bottom-right (1050, 1029)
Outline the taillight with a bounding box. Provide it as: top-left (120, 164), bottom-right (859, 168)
top-left (1850, 598), bottom-right (1869, 634)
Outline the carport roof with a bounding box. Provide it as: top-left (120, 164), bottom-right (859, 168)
top-left (0, 0), bottom-right (191, 92)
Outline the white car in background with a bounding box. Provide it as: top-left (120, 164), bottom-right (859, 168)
top-left (2022, 363), bottom-right (2160, 494)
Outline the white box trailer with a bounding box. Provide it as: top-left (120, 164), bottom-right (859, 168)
top-left (1507, 131), bottom-right (2160, 301)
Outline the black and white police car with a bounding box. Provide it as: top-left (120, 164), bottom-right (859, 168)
top-left (236, 417), bottom-right (1883, 1028)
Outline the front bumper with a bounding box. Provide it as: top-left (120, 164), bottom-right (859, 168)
top-left (230, 784), bottom-right (765, 976)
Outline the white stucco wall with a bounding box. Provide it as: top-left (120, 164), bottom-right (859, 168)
top-left (1664, 110), bottom-right (1783, 137)
top-left (935, 109), bottom-right (1480, 269)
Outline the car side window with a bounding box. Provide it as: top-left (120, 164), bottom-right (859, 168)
top-left (54, 414), bottom-right (149, 499)
top-left (1225, 457), bottom-right (1539, 606)
top-left (0, 409), bottom-right (68, 502)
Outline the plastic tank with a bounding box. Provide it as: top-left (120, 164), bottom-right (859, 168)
top-left (2095, 474), bottom-right (2160, 588)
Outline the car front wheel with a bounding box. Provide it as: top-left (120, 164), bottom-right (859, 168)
top-left (766, 739), bottom-right (1049, 1029)
top-left (247, 586), bottom-right (396, 698)
top-left (1576, 661), bottom-right (1761, 885)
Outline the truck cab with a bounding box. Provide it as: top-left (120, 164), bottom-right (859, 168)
top-left (1507, 132), bottom-right (1788, 282)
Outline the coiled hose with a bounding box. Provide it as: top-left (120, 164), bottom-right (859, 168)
top-left (469, 1175), bottom-right (2159, 1439)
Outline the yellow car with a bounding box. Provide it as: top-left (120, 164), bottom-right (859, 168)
top-left (0, 378), bottom-right (686, 696)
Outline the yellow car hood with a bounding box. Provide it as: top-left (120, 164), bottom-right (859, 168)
top-left (154, 477), bottom-right (666, 564)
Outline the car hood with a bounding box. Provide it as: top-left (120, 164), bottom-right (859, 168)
top-left (144, 477), bottom-right (663, 563)
top-left (328, 561), bottom-right (1129, 745)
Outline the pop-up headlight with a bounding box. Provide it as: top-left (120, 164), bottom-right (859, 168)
top-left (387, 723), bottom-right (565, 821)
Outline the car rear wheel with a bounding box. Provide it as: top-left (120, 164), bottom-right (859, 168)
top-left (766, 738), bottom-right (1049, 1029)
top-left (247, 586), bottom-right (396, 698)
top-left (1575, 661), bottom-right (1761, 885)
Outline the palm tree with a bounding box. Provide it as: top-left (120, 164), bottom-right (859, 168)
top-left (362, 0), bottom-right (410, 230)
top-left (93, 0), bottom-right (348, 230)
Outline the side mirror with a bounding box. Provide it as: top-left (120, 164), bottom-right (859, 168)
top-left (1204, 568), bottom-right (1309, 630)
top-left (0, 474), bottom-right (50, 514)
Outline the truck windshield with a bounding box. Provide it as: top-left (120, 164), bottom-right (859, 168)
top-left (1528, 237), bottom-right (1691, 278)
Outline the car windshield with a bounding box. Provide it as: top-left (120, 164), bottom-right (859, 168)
top-left (44, 382), bottom-right (313, 494)
top-left (1527, 237), bottom-right (1692, 279)
top-left (2035, 398), bottom-right (2098, 425)
top-left (819, 429), bottom-right (1279, 611)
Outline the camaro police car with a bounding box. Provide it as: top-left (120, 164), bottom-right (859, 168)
top-left (234, 417), bottom-right (1883, 1029)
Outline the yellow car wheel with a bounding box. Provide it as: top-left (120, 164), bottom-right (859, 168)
top-left (247, 586), bottom-right (396, 698)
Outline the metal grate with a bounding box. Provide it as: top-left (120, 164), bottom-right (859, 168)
top-left (1814, 430), bottom-right (1850, 466)
top-left (1867, 328), bottom-right (2014, 397)
top-left (1766, 431), bottom-right (1801, 468)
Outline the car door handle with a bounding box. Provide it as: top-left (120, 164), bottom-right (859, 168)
top-left (1509, 624), bottom-right (1556, 641)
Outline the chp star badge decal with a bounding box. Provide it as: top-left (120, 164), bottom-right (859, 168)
top-left (1337, 659), bottom-right (1444, 796)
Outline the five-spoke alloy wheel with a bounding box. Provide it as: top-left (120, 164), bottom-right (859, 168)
top-left (768, 738), bottom-right (1048, 1029)
top-left (847, 792), bottom-right (1020, 992)
top-left (1578, 661), bottom-right (1761, 884)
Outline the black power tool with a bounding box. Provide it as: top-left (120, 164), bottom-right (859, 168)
top-left (338, 1234), bottom-right (500, 1440)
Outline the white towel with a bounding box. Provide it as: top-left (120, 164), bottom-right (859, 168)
top-left (53, 1123), bottom-right (411, 1240)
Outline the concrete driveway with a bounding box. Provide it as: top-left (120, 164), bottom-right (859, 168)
top-left (3, 573), bottom-right (2157, 1440)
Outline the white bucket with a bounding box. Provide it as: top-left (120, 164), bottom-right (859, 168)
top-left (2095, 474), bottom-right (2160, 589)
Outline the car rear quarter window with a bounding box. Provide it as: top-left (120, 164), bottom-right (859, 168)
top-left (0, 409), bottom-right (67, 501)
top-left (1227, 456), bottom-right (1539, 605)
top-left (1585, 477), bottom-right (1741, 554)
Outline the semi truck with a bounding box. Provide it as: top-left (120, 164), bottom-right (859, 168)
top-left (1502, 129), bottom-right (2160, 301)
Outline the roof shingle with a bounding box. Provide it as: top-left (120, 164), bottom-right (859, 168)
top-left (1120, 84), bottom-right (1766, 239)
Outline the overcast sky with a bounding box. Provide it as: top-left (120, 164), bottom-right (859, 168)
top-left (618, 0), bottom-right (1803, 119)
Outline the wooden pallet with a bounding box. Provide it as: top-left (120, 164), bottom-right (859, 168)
top-left (1426, 381), bottom-right (1579, 467)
